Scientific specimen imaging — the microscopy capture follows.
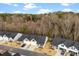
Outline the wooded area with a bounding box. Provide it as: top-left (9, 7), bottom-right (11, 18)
top-left (0, 12), bottom-right (79, 41)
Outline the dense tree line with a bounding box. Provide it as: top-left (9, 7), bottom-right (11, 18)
top-left (0, 12), bottom-right (79, 41)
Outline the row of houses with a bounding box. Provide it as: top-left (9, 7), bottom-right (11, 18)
top-left (0, 31), bottom-right (79, 56)
top-left (52, 38), bottom-right (79, 56)
top-left (0, 31), bottom-right (48, 51)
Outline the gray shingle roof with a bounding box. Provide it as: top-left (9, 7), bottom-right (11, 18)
top-left (18, 34), bottom-right (27, 41)
top-left (35, 35), bottom-right (46, 46)
top-left (74, 42), bottom-right (79, 50)
top-left (0, 31), bottom-right (5, 36)
top-left (0, 31), bottom-right (17, 38)
top-left (63, 39), bottom-right (74, 48)
top-left (5, 32), bottom-right (17, 38)
top-left (52, 38), bottom-right (65, 47)
top-left (52, 38), bottom-right (75, 48)
top-left (18, 34), bottom-right (47, 47)
top-left (0, 31), bottom-right (47, 47)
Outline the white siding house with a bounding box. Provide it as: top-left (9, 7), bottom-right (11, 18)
top-left (68, 42), bottom-right (79, 56)
top-left (68, 46), bottom-right (78, 56)
top-left (52, 38), bottom-right (79, 56)
top-left (58, 44), bottom-right (68, 51)
top-left (3, 35), bottom-right (9, 41)
top-left (52, 38), bottom-right (65, 49)
top-left (22, 38), bottom-right (38, 50)
top-left (0, 36), bottom-right (3, 41)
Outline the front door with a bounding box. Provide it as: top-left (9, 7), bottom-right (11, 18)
top-left (59, 48), bottom-right (66, 55)
top-left (69, 51), bottom-right (77, 56)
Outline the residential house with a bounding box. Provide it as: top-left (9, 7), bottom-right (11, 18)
top-left (52, 38), bottom-right (77, 55)
top-left (0, 31), bottom-right (48, 51)
top-left (3, 35), bottom-right (9, 41)
top-left (13, 33), bottom-right (22, 41)
top-left (0, 36), bottom-right (3, 41)
top-left (18, 34), bottom-right (48, 49)
top-left (68, 42), bottom-right (79, 56)
top-left (52, 38), bottom-right (65, 49)
top-left (58, 39), bottom-right (74, 55)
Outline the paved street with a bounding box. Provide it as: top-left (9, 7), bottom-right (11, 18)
top-left (0, 45), bottom-right (47, 56)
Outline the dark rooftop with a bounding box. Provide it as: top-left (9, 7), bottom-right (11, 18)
top-left (0, 31), bottom-right (17, 39)
top-left (18, 34), bottom-right (28, 41)
top-left (74, 42), bottom-right (79, 50)
top-left (52, 37), bottom-right (65, 47)
top-left (18, 34), bottom-right (47, 47)
top-left (35, 35), bottom-right (46, 46)
top-left (0, 31), bottom-right (47, 47)
top-left (63, 39), bottom-right (74, 48)
top-left (0, 31), bottom-right (5, 36)
top-left (5, 32), bottom-right (17, 39)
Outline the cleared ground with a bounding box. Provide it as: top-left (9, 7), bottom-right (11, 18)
top-left (0, 41), bottom-right (22, 48)
top-left (34, 42), bottom-right (56, 56)
top-left (0, 39), bottom-right (57, 56)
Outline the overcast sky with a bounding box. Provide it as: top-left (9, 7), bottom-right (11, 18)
top-left (0, 3), bottom-right (79, 14)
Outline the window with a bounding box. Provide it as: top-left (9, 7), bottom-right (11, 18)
top-left (33, 40), bottom-right (35, 41)
top-left (71, 46), bottom-right (75, 50)
top-left (69, 51), bottom-right (77, 56)
top-left (25, 38), bottom-right (29, 41)
top-left (60, 48), bottom-right (66, 55)
top-left (24, 38), bottom-right (29, 42)
top-left (21, 44), bottom-right (26, 47)
top-left (61, 44), bottom-right (64, 47)
top-left (32, 39), bottom-right (36, 42)
top-left (60, 48), bottom-right (64, 50)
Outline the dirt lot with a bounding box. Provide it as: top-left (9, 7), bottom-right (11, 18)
top-left (0, 41), bottom-right (22, 48)
top-left (34, 42), bottom-right (56, 56)
top-left (0, 40), bottom-right (57, 56)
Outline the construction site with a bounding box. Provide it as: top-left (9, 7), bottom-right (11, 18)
top-left (0, 31), bottom-right (57, 56)
top-left (0, 31), bottom-right (79, 56)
